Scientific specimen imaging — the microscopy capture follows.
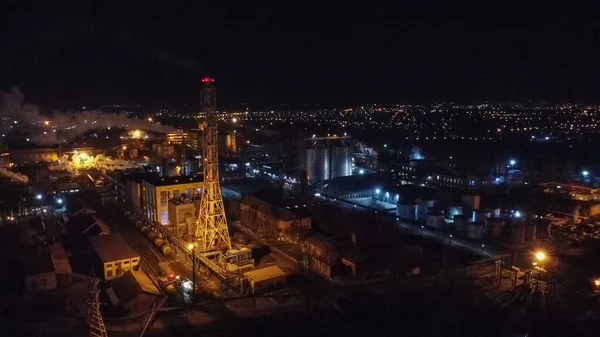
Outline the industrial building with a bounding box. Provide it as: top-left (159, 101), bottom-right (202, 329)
top-left (239, 192), bottom-right (311, 241)
top-left (300, 136), bottom-right (352, 184)
top-left (187, 129), bottom-right (202, 151)
top-left (243, 265), bottom-right (287, 292)
top-left (89, 233), bottom-right (141, 280)
top-left (168, 196), bottom-right (200, 232)
top-left (23, 251), bottom-right (57, 293)
top-left (106, 270), bottom-right (161, 313)
top-left (10, 147), bottom-right (60, 166)
top-left (138, 174), bottom-right (203, 225)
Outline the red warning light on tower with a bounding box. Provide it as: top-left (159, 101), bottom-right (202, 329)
top-left (201, 76), bottom-right (215, 83)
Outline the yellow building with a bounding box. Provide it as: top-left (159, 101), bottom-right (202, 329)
top-left (166, 132), bottom-right (187, 145)
top-left (141, 174), bottom-right (204, 225)
top-left (89, 233), bottom-right (141, 280)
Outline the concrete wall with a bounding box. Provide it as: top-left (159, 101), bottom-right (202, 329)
top-left (25, 272), bottom-right (57, 293)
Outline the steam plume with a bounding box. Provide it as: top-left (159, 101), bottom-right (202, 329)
top-left (0, 167), bottom-right (29, 183)
top-left (0, 87), bottom-right (179, 145)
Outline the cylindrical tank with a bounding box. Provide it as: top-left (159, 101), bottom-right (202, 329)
top-left (486, 218), bottom-right (505, 237)
top-left (447, 205), bottom-right (463, 219)
top-left (330, 144), bottom-right (352, 180)
top-left (510, 226), bottom-right (525, 244)
top-left (159, 242), bottom-right (172, 255)
top-left (537, 221), bottom-right (552, 240)
top-left (462, 194), bottom-right (481, 211)
top-left (140, 225), bottom-right (151, 234)
top-left (453, 215), bottom-right (469, 232)
top-left (467, 222), bottom-right (485, 239)
top-left (524, 224), bottom-right (537, 241)
top-left (146, 231), bottom-right (158, 241)
top-left (489, 208), bottom-right (502, 218)
top-left (427, 213), bottom-right (445, 229)
top-left (472, 210), bottom-right (489, 223)
top-left (397, 202), bottom-right (418, 220)
top-left (153, 236), bottom-right (164, 247)
top-left (418, 199), bottom-right (436, 220)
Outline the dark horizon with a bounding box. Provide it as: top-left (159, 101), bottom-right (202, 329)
top-left (1, 2), bottom-right (600, 109)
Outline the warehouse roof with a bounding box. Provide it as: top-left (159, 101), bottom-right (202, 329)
top-left (244, 265), bottom-right (286, 284)
top-left (23, 251), bottom-right (55, 276)
top-left (108, 270), bottom-right (160, 306)
top-left (89, 233), bottom-right (139, 263)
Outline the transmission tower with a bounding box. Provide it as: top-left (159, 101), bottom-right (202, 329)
top-left (194, 77), bottom-right (232, 252)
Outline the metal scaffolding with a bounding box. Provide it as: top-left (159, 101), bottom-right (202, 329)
top-left (194, 77), bottom-right (232, 252)
top-left (86, 278), bottom-right (108, 337)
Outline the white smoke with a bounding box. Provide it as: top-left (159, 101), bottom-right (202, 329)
top-left (0, 167), bottom-right (29, 183)
top-left (0, 87), bottom-right (178, 145)
top-left (52, 154), bottom-right (140, 175)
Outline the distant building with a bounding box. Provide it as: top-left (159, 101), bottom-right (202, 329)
top-left (187, 129), bottom-right (203, 152)
top-left (89, 233), bottom-right (140, 280)
top-left (239, 193), bottom-right (311, 241)
top-left (10, 147), bottom-right (59, 166)
top-left (168, 196), bottom-right (199, 232)
top-left (23, 251), bottom-right (57, 293)
top-left (140, 174), bottom-right (203, 225)
top-left (166, 132), bottom-right (187, 145)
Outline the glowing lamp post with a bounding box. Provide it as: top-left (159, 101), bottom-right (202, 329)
top-left (535, 251), bottom-right (546, 262)
top-left (188, 242), bottom-right (196, 302)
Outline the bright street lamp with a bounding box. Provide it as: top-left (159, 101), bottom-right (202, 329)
top-left (509, 159), bottom-right (516, 166)
top-left (535, 251), bottom-right (546, 261)
top-left (36, 194), bottom-right (42, 200)
top-left (188, 241), bottom-right (196, 303)
top-left (582, 170), bottom-right (590, 177)
top-left (56, 198), bottom-right (63, 204)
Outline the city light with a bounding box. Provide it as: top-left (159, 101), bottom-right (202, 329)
top-left (36, 194), bottom-right (42, 200)
top-left (188, 243), bottom-right (194, 250)
top-left (509, 159), bottom-right (516, 166)
top-left (232, 117), bottom-right (238, 123)
top-left (535, 251), bottom-right (546, 261)
top-left (148, 117), bottom-right (153, 122)
top-left (375, 188), bottom-right (381, 194)
top-left (514, 211), bottom-right (521, 218)
top-left (359, 169), bottom-right (365, 174)
top-left (594, 279), bottom-right (600, 287)
top-left (56, 198), bottom-right (63, 204)
top-left (582, 170), bottom-right (589, 177)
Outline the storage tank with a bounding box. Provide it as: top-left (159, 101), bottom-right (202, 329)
top-left (153, 236), bottom-right (164, 247)
top-left (486, 218), bottom-right (505, 237)
top-left (524, 223), bottom-right (537, 241)
top-left (418, 199), bottom-right (436, 220)
top-left (147, 231), bottom-right (158, 241)
top-left (467, 222), bottom-right (485, 239)
top-left (453, 215), bottom-right (469, 232)
top-left (397, 202), bottom-right (418, 220)
top-left (489, 208), bottom-right (502, 218)
top-left (447, 205), bottom-right (463, 219)
top-left (427, 212), bottom-right (445, 229)
top-left (330, 145), bottom-right (352, 179)
top-left (509, 226), bottom-right (525, 244)
top-left (301, 136), bottom-right (352, 184)
top-left (462, 194), bottom-right (481, 211)
top-left (536, 221), bottom-right (551, 240)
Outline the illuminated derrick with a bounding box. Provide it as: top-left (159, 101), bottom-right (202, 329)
top-left (194, 77), bottom-right (232, 252)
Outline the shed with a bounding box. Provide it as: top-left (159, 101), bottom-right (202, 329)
top-left (244, 265), bottom-right (286, 292)
top-left (107, 270), bottom-right (161, 314)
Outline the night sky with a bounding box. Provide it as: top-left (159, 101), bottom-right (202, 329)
top-left (1, 2), bottom-right (599, 108)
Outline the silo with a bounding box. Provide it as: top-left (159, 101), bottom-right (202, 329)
top-left (397, 202), bottom-right (418, 220)
top-left (509, 226), bottom-right (525, 244)
top-left (536, 221), bottom-right (552, 240)
top-left (462, 194), bottom-right (481, 211)
top-left (472, 210), bottom-right (488, 223)
top-left (330, 143), bottom-right (352, 179)
top-left (524, 223), bottom-right (537, 241)
top-left (418, 199), bottom-right (436, 220)
top-left (303, 144), bottom-right (329, 184)
top-left (467, 222), bottom-right (485, 239)
top-left (427, 212), bottom-right (445, 229)
top-left (486, 218), bottom-right (505, 237)
top-left (453, 215), bottom-right (469, 232)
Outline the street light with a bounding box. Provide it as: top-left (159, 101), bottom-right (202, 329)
top-left (509, 159), bottom-right (516, 166)
top-left (36, 194), bottom-right (42, 200)
top-left (188, 242), bottom-right (196, 302)
top-left (582, 170), bottom-right (589, 177)
top-left (535, 251), bottom-right (546, 262)
top-left (594, 279), bottom-right (600, 287)
top-left (56, 198), bottom-right (63, 204)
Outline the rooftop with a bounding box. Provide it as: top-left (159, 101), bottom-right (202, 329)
top-left (108, 270), bottom-right (160, 306)
top-left (89, 233), bottom-right (139, 263)
top-left (244, 265), bottom-right (286, 283)
top-left (23, 251), bottom-right (55, 276)
top-left (142, 173), bottom-right (203, 187)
